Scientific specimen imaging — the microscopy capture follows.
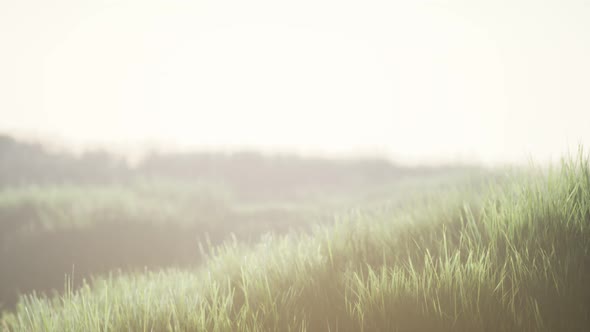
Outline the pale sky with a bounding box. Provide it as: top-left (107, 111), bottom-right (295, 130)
top-left (1, 0), bottom-right (589, 165)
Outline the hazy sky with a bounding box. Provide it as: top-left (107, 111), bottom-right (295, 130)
top-left (1, 0), bottom-right (589, 165)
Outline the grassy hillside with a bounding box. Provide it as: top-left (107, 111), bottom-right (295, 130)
top-left (0, 169), bottom-right (476, 313)
top-left (2, 154), bottom-right (588, 331)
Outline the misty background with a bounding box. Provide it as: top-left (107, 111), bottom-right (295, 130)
top-left (1, 0), bottom-right (589, 165)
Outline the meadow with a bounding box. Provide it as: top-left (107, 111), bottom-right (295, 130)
top-left (0, 173), bottom-right (475, 313)
top-left (1, 138), bottom-right (588, 331)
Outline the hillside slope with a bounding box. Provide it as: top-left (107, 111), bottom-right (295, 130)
top-left (2, 155), bottom-right (589, 331)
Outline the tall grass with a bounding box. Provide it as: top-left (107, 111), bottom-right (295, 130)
top-left (2, 154), bottom-right (588, 331)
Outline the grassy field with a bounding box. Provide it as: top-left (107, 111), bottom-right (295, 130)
top-left (1, 154), bottom-right (589, 331)
top-left (0, 167), bottom-right (479, 313)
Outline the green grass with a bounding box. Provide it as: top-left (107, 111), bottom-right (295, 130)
top-left (2, 154), bottom-right (588, 331)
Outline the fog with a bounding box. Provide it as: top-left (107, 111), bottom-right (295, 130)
top-left (2, 2), bottom-right (590, 329)
top-left (1, 0), bottom-right (589, 164)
